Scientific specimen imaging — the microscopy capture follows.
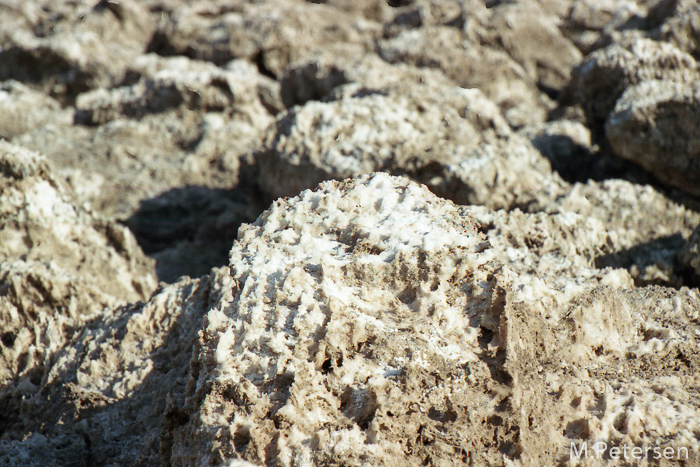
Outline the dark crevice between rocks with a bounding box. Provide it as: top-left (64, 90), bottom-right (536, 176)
top-left (595, 233), bottom-right (700, 289)
top-left (387, 0), bottom-right (414, 8)
top-left (253, 50), bottom-right (277, 80)
top-left (124, 184), bottom-right (265, 283)
top-left (0, 47), bottom-right (91, 107)
top-left (145, 28), bottom-right (179, 58)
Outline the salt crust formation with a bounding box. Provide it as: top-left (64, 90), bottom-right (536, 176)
top-left (0, 0), bottom-right (155, 102)
top-left (18, 53), bottom-right (279, 220)
top-left (258, 80), bottom-right (559, 209)
top-left (165, 174), bottom-right (700, 466)
top-left (0, 141), bottom-right (157, 448)
top-left (11, 53), bottom-right (276, 280)
top-left (151, 0), bottom-right (381, 76)
top-left (1, 0), bottom-right (700, 465)
top-left (1, 268), bottom-right (232, 466)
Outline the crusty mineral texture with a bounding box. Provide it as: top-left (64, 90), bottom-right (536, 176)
top-left (648, 0), bottom-right (700, 59)
top-left (259, 81), bottom-right (560, 209)
top-left (74, 53), bottom-right (281, 127)
top-left (0, 0), bottom-right (155, 102)
top-left (13, 54), bottom-right (276, 280)
top-left (378, 25), bottom-right (553, 127)
top-left (279, 50), bottom-right (458, 109)
top-left (544, 179), bottom-right (700, 287)
top-left (0, 81), bottom-right (68, 140)
top-left (475, 0), bottom-right (583, 92)
top-left (150, 0), bottom-right (380, 76)
top-left (560, 0), bottom-right (649, 54)
top-left (606, 79), bottom-right (700, 197)
top-left (0, 140), bottom-right (157, 432)
top-left (3, 1), bottom-right (700, 465)
top-left (565, 37), bottom-right (698, 136)
top-left (0, 267), bottom-right (233, 466)
top-left (165, 173), bottom-right (700, 466)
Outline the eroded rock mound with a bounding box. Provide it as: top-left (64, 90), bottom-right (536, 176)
top-left (259, 81), bottom-right (562, 210)
top-left (378, 25), bottom-right (553, 127)
top-left (150, 0), bottom-right (380, 76)
top-left (166, 173), bottom-right (700, 466)
top-left (0, 268), bottom-right (232, 466)
top-left (0, 0), bottom-right (155, 102)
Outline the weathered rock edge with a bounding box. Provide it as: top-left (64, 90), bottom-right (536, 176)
top-left (166, 173), bottom-right (700, 467)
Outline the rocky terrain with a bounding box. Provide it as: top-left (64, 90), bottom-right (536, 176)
top-left (1, 0), bottom-right (699, 466)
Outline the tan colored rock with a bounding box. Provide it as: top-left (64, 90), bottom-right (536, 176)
top-left (0, 0), bottom-right (155, 101)
top-left (477, 0), bottom-right (583, 92)
top-left (75, 54), bottom-right (281, 127)
top-left (318, 0), bottom-right (392, 21)
top-left (259, 80), bottom-right (558, 208)
top-left (16, 55), bottom-right (277, 280)
top-left (561, 0), bottom-right (648, 53)
top-left (19, 55), bottom-right (278, 219)
top-left (545, 179), bottom-right (700, 287)
top-left (649, 0), bottom-right (700, 60)
top-left (426, 134), bottom-right (567, 211)
top-left (164, 173), bottom-right (700, 466)
top-left (0, 80), bottom-right (68, 139)
top-left (280, 50), bottom-right (457, 109)
top-left (378, 26), bottom-right (553, 127)
top-left (606, 79), bottom-right (700, 197)
top-left (151, 0), bottom-right (380, 77)
top-left (0, 268), bottom-right (232, 466)
top-left (16, 114), bottom-right (264, 280)
top-left (383, 0), bottom-right (490, 37)
top-left (565, 37), bottom-right (698, 135)
top-left (0, 140), bottom-right (156, 395)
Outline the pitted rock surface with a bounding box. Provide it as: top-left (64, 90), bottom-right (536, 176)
top-left (0, 141), bottom-right (157, 442)
top-left (166, 174), bottom-right (700, 466)
top-left (2, 1), bottom-right (700, 465)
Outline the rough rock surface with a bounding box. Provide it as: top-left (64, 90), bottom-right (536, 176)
top-left (2, 0), bottom-right (700, 465)
top-left (560, 0), bottom-right (649, 54)
top-left (565, 38), bottom-right (698, 136)
top-left (606, 79), bottom-right (700, 197)
top-left (0, 81), bottom-right (67, 140)
top-left (681, 224), bottom-right (700, 276)
top-left (13, 54), bottom-right (277, 280)
top-left (259, 80), bottom-right (561, 210)
top-left (1, 268), bottom-right (232, 466)
top-left (0, 0), bottom-right (155, 102)
top-left (475, 0), bottom-right (583, 92)
top-left (648, 0), bottom-right (700, 59)
top-left (545, 179), bottom-right (700, 287)
top-left (0, 141), bottom-right (157, 431)
top-left (150, 0), bottom-right (380, 76)
top-left (19, 54), bottom-right (279, 219)
top-left (378, 25), bottom-right (554, 127)
top-left (279, 51), bottom-right (458, 109)
top-left (167, 174), bottom-right (700, 466)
